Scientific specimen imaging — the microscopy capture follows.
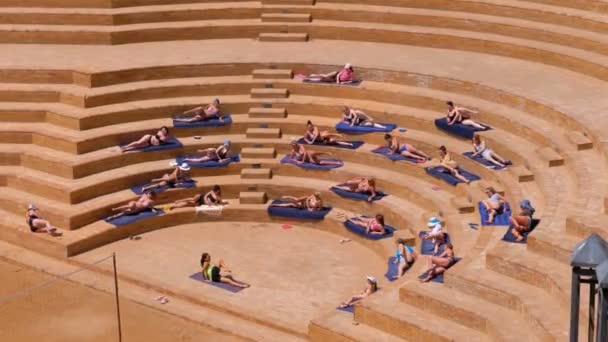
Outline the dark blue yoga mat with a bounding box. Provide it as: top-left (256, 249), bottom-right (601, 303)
top-left (502, 219), bottom-right (541, 243)
top-left (189, 272), bottom-right (245, 293)
top-left (385, 256), bottom-right (399, 281)
top-left (121, 137), bottom-right (183, 152)
top-left (280, 155), bottom-right (343, 170)
top-left (267, 200), bottom-right (332, 220)
top-left (176, 155), bottom-right (239, 168)
top-left (478, 202), bottom-right (512, 226)
top-left (372, 147), bottom-right (423, 164)
top-left (418, 231), bottom-right (451, 255)
top-left (434, 117), bottom-right (491, 139)
top-left (335, 121), bottom-right (397, 134)
top-left (343, 219), bottom-right (395, 240)
top-left (104, 208), bottom-right (163, 227)
top-left (130, 178), bottom-right (197, 195)
top-left (425, 166), bottom-right (481, 186)
top-left (173, 115), bottom-right (232, 128)
top-left (418, 258), bottom-right (461, 283)
top-left (330, 186), bottom-right (387, 202)
top-left (336, 305), bottom-right (355, 313)
top-left (463, 152), bottom-right (509, 170)
top-left (297, 138), bottom-right (364, 150)
top-left (303, 79), bottom-right (361, 86)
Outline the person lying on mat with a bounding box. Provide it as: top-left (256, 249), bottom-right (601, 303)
top-left (333, 176), bottom-right (377, 202)
top-left (342, 106), bottom-right (387, 129)
top-left (168, 185), bottom-right (225, 210)
top-left (26, 204), bottom-right (62, 237)
top-left (120, 126), bottom-right (171, 153)
top-left (183, 140), bottom-right (232, 163)
top-left (384, 134), bottom-right (430, 162)
top-left (289, 141), bottom-right (343, 166)
top-left (446, 101), bottom-right (487, 130)
top-left (438, 145), bottom-right (470, 184)
top-left (270, 192), bottom-right (323, 211)
top-left (305, 63), bottom-right (355, 84)
top-left (174, 98), bottom-right (222, 123)
top-left (419, 243), bottom-right (456, 283)
top-left (471, 134), bottom-right (510, 168)
top-left (393, 238), bottom-right (417, 280)
top-left (481, 187), bottom-right (505, 224)
top-left (141, 162), bottom-right (191, 193)
top-left (339, 276), bottom-right (378, 308)
top-left (510, 200), bottom-right (536, 242)
top-left (303, 120), bottom-right (353, 147)
top-left (203, 185), bottom-right (226, 206)
top-left (421, 217), bottom-right (445, 255)
top-left (201, 253), bottom-right (250, 288)
top-left (349, 214), bottom-right (386, 235)
top-left (107, 192), bottom-right (157, 221)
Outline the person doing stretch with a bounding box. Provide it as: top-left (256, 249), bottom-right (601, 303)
top-left (270, 192), bottom-right (323, 211)
top-left (183, 141), bottom-right (232, 163)
top-left (393, 238), bottom-right (417, 280)
top-left (446, 101), bottom-right (487, 130)
top-left (201, 253), bottom-right (250, 288)
top-left (384, 134), bottom-right (430, 162)
top-left (342, 106), bottom-right (386, 129)
top-left (471, 134), bottom-right (510, 168)
top-left (349, 214), bottom-right (386, 235)
top-left (419, 243), bottom-right (456, 283)
top-left (141, 162), bottom-right (190, 193)
top-left (439, 145), bottom-right (470, 184)
top-left (481, 187), bottom-right (505, 224)
top-left (174, 98), bottom-right (222, 123)
top-left (289, 141), bottom-right (342, 166)
top-left (333, 176), bottom-right (377, 202)
top-left (169, 185), bottom-right (225, 210)
top-left (303, 120), bottom-right (353, 147)
top-left (305, 63), bottom-right (355, 84)
top-left (510, 200), bottom-right (536, 242)
top-left (339, 276), bottom-right (378, 308)
top-left (107, 192), bottom-right (156, 221)
top-left (25, 204), bottom-right (61, 237)
top-left (120, 126), bottom-right (170, 153)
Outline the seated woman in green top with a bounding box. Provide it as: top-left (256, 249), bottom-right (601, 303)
top-left (200, 253), bottom-right (250, 288)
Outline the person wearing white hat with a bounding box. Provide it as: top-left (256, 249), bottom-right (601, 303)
top-left (339, 276), bottom-right (378, 309)
top-left (25, 204), bottom-right (61, 237)
top-left (174, 98), bottom-right (223, 123)
top-left (183, 140), bottom-right (232, 164)
top-left (141, 162), bottom-right (191, 193)
top-left (422, 217), bottom-right (445, 254)
top-left (107, 192), bottom-right (157, 221)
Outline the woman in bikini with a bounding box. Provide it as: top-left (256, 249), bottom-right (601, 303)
top-left (305, 63), bottom-right (355, 84)
top-left (510, 200), bottom-right (536, 242)
top-left (107, 192), bottom-right (156, 221)
top-left (120, 126), bottom-right (170, 153)
top-left (446, 101), bottom-right (487, 130)
top-left (342, 106), bottom-right (386, 129)
top-left (471, 134), bottom-right (510, 168)
top-left (201, 253), bottom-right (250, 288)
top-left (384, 134), bottom-right (430, 162)
top-left (350, 214), bottom-right (386, 235)
top-left (183, 141), bottom-right (231, 163)
top-left (270, 192), bottom-right (323, 211)
top-left (289, 141), bottom-right (342, 166)
top-left (438, 145), bottom-right (470, 184)
top-left (481, 187), bottom-right (505, 224)
top-left (25, 204), bottom-right (61, 236)
top-left (174, 99), bottom-right (222, 123)
top-left (303, 120), bottom-right (353, 147)
top-left (168, 185), bottom-right (224, 210)
top-left (333, 176), bottom-right (377, 202)
top-left (393, 238), bottom-right (417, 280)
top-left (339, 276), bottom-right (378, 309)
top-left (141, 163), bottom-right (191, 193)
top-left (420, 243), bottom-right (456, 282)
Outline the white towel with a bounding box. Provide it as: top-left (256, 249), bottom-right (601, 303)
top-left (195, 204), bottom-right (224, 217)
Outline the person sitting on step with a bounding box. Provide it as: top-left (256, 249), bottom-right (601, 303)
top-left (270, 192), bottom-right (323, 211)
top-left (421, 217), bottom-right (446, 255)
top-left (107, 192), bottom-right (156, 221)
top-left (342, 106), bottom-right (387, 129)
top-left (480, 187), bottom-right (505, 224)
top-left (349, 214), bottom-right (386, 235)
top-left (439, 145), bottom-right (470, 184)
top-left (26, 204), bottom-right (61, 237)
top-left (141, 162), bottom-right (191, 193)
top-left (183, 140), bottom-right (232, 163)
top-left (174, 98), bottom-right (222, 123)
top-left (120, 126), bottom-right (170, 153)
top-left (384, 134), bottom-right (430, 162)
top-left (303, 120), bottom-right (353, 147)
top-left (446, 101), bottom-right (488, 130)
top-left (393, 238), bottom-right (417, 280)
top-left (471, 134), bottom-right (510, 168)
top-left (339, 276), bottom-right (378, 308)
top-left (289, 140), bottom-right (342, 166)
top-left (510, 200), bottom-right (536, 242)
top-left (201, 253), bottom-right (250, 288)
top-left (333, 176), bottom-right (377, 202)
top-left (305, 63), bottom-right (355, 84)
top-left (419, 243), bottom-right (456, 283)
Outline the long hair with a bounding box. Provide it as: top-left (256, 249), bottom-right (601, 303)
top-left (375, 214), bottom-right (385, 226)
top-left (473, 134), bottom-right (481, 145)
top-left (200, 253), bottom-right (209, 268)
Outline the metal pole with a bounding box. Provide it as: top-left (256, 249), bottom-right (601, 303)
top-left (571, 268), bottom-right (580, 342)
top-left (113, 253), bottom-right (123, 342)
top-left (597, 290), bottom-right (603, 342)
top-left (589, 281), bottom-right (596, 342)
top-left (600, 289), bottom-right (608, 342)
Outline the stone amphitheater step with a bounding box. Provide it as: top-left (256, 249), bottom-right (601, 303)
top-left (566, 214), bottom-right (608, 240)
top-left (261, 13), bottom-right (312, 23)
top-left (309, 310), bottom-right (404, 342)
top-left (527, 230), bottom-right (581, 264)
top-left (449, 196), bottom-right (475, 214)
top-left (252, 68), bottom-right (293, 79)
top-left (262, 0), bottom-right (315, 5)
top-left (246, 127), bottom-right (282, 138)
top-left (475, 180), bottom-right (505, 195)
top-left (248, 107), bottom-right (287, 118)
top-left (508, 165), bottom-right (534, 183)
top-left (239, 191), bottom-right (268, 204)
top-left (258, 32), bottom-right (309, 42)
top-left (251, 87), bottom-right (289, 98)
top-left (536, 146), bottom-right (565, 167)
top-left (240, 168), bottom-right (273, 179)
top-left (240, 147), bottom-right (276, 158)
top-left (566, 131), bottom-right (594, 150)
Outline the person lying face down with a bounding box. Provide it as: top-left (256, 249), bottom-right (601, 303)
top-left (270, 192), bottom-right (323, 211)
top-left (174, 99), bottom-right (222, 123)
top-left (383, 134), bottom-right (430, 162)
top-left (200, 253), bottom-right (250, 289)
top-left (107, 192), bottom-right (157, 221)
top-left (120, 126), bottom-right (170, 153)
top-left (183, 141), bottom-right (232, 163)
top-left (333, 176), bottom-right (377, 202)
top-left (339, 276), bottom-right (378, 308)
top-left (303, 120), bottom-right (353, 147)
top-left (141, 162), bottom-right (191, 193)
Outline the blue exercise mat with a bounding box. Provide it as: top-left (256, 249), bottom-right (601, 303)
top-left (303, 79), bottom-right (361, 86)
top-left (418, 231), bottom-right (451, 255)
top-left (173, 115), bottom-right (232, 128)
top-left (502, 218), bottom-right (541, 244)
top-left (478, 201), bottom-right (512, 226)
top-left (463, 152), bottom-right (509, 170)
top-left (417, 258), bottom-right (461, 283)
top-left (280, 155), bottom-right (343, 170)
top-left (336, 305), bottom-right (355, 313)
top-left (297, 138), bottom-right (364, 150)
top-left (343, 219), bottom-right (395, 240)
top-left (372, 147), bottom-right (422, 164)
top-left (425, 166), bottom-right (481, 186)
top-left (434, 117), bottom-right (491, 139)
top-left (385, 256), bottom-right (399, 281)
top-left (121, 137), bottom-right (183, 152)
top-left (330, 186), bottom-right (387, 202)
top-left (130, 178), bottom-right (197, 195)
top-left (335, 121), bottom-right (397, 134)
top-left (267, 200), bottom-right (332, 220)
top-left (189, 272), bottom-right (246, 293)
top-left (176, 155), bottom-right (239, 168)
top-left (104, 208), bottom-right (163, 227)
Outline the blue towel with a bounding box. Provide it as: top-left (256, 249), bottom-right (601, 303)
top-left (104, 208), bottom-right (163, 227)
top-left (121, 137), bottom-right (183, 152)
top-left (330, 186), bottom-right (387, 202)
top-left (173, 115), bottom-right (232, 128)
top-left (189, 272), bottom-right (245, 293)
top-left (372, 147), bottom-right (422, 164)
top-left (280, 155), bottom-right (343, 170)
top-left (176, 155), bottom-right (239, 168)
top-left (463, 152), bottom-right (508, 170)
top-left (385, 256), bottom-right (399, 281)
top-left (418, 231), bottom-right (451, 255)
top-left (297, 138), bottom-right (364, 150)
top-left (267, 200), bottom-right (332, 220)
top-left (425, 166), bottom-right (481, 186)
top-left (418, 258), bottom-right (461, 283)
top-left (478, 201), bottom-right (511, 226)
top-left (130, 178), bottom-right (197, 195)
top-left (303, 79), bottom-right (361, 86)
top-left (335, 121), bottom-right (397, 134)
top-left (336, 305), bottom-right (355, 313)
top-left (502, 219), bottom-right (540, 243)
top-left (434, 117), bottom-right (491, 139)
top-left (343, 219), bottom-right (395, 240)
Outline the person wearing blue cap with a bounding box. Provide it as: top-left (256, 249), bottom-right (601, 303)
top-left (510, 200), bottom-right (536, 242)
top-left (183, 140), bottom-right (231, 163)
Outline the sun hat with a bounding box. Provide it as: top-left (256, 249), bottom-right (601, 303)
top-left (427, 217), bottom-right (441, 227)
top-left (344, 63), bottom-right (353, 69)
top-left (169, 160), bottom-right (178, 167)
top-left (366, 276), bottom-right (377, 283)
top-left (178, 163), bottom-right (191, 171)
top-left (223, 140), bottom-right (230, 146)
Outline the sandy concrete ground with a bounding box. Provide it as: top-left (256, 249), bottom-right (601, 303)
top-left (0, 258), bottom-right (243, 342)
top-left (75, 221), bottom-right (386, 335)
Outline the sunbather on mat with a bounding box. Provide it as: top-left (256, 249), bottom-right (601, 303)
top-left (349, 214), bottom-right (387, 235)
top-left (439, 145), bottom-right (470, 184)
top-left (339, 276), bottom-right (378, 308)
top-left (472, 134), bottom-right (510, 168)
top-left (201, 253), bottom-right (250, 288)
top-left (446, 101), bottom-right (488, 130)
top-left (270, 192), bottom-right (323, 211)
top-left (510, 200), bottom-right (536, 242)
top-left (183, 140), bottom-right (232, 163)
top-left (333, 177), bottom-right (377, 202)
top-left (289, 140), bottom-right (342, 166)
top-left (107, 192), bottom-right (157, 221)
top-left (384, 134), bottom-right (430, 162)
top-left (174, 98), bottom-right (221, 123)
top-left (481, 187), bottom-right (506, 224)
top-left (304, 120), bottom-right (353, 147)
top-left (169, 185), bottom-right (224, 210)
top-left (342, 106), bottom-right (387, 129)
top-left (120, 126), bottom-right (171, 153)
top-left (26, 204), bottom-right (61, 237)
top-left (421, 217), bottom-right (446, 255)
top-left (419, 243), bottom-right (456, 283)
top-left (305, 63), bottom-right (355, 84)
top-left (141, 162), bottom-right (191, 193)
top-left (393, 238), bottom-right (417, 280)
